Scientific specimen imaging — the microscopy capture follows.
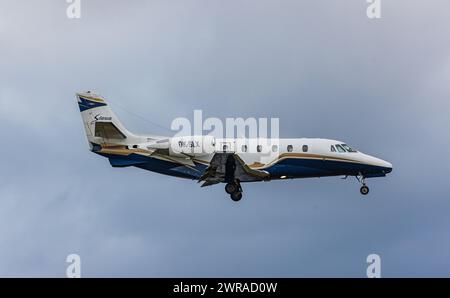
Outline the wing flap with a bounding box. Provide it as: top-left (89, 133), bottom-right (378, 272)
top-left (198, 153), bottom-right (269, 187)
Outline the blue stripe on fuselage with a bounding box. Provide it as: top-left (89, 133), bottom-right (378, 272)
top-left (97, 152), bottom-right (389, 181)
top-left (98, 152), bottom-right (207, 180)
top-left (264, 158), bottom-right (390, 178)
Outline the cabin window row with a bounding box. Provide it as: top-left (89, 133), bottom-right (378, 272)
top-left (287, 144), bottom-right (309, 153)
top-left (238, 144), bottom-right (309, 153)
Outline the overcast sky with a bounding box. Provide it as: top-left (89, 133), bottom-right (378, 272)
top-left (1, 0), bottom-right (450, 277)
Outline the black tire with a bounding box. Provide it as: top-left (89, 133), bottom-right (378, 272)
top-left (230, 192), bottom-right (243, 202)
top-left (225, 183), bottom-right (237, 195)
top-left (360, 185), bottom-right (369, 195)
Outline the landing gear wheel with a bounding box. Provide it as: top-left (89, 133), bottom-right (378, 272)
top-left (230, 192), bottom-right (243, 202)
top-left (225, 183), bottom-right (238, 195)
top-left (360, 185), bottom-right (369, 195)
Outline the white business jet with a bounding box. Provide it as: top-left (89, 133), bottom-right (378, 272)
top-left (76, 92), bottom-right (392, 201)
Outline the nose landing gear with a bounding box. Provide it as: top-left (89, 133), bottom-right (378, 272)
top-left (356, 174), bottom-right (370, 196)
top-left (360, 185), bottom-right (369, 195)
top-left (225, 181), bottom-right (243, 201)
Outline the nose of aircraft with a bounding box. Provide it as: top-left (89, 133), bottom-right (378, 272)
top-left (381, 160), bottom-right (393, 173)
top-left (372, 157), bottom-right (393, 174)
top-left (361, 153), bottom-right (393, 174)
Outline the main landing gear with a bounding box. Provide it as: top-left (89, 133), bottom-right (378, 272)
top-left (356, 174), bottom-right (370, 195)
top-left (225, 181), bottom-right (243, 202)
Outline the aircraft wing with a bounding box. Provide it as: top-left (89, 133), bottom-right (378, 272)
top-left (198, 152), bottom-right (269, 187)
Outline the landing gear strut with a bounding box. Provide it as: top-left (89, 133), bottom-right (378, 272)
top-left (356, 173), bottom-right (369, 195)
top-left (225, 181), bottom-right (243, 201)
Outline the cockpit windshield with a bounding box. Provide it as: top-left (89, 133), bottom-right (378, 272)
top-left (335, 144), bottom-right (346, 153)
top-left (341, 144), bottom-right (357, 153)
top-left (332, 143), bottom-right (358, 153)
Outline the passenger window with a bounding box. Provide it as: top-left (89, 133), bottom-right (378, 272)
top-left (272, 144), bottom-right (278, 152)
top-left (302, 145), bottom-right (308, 152)
top-left (257, 145), bottom-right (262, 153)
top-left (287, 145), bottom-right (293, 152)
top-left (242, 145), bottom-right (248, 152)
top-left (331, 145), bottom-right (336, 152)
top-left (335, 144), bottom-right (346, 153)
